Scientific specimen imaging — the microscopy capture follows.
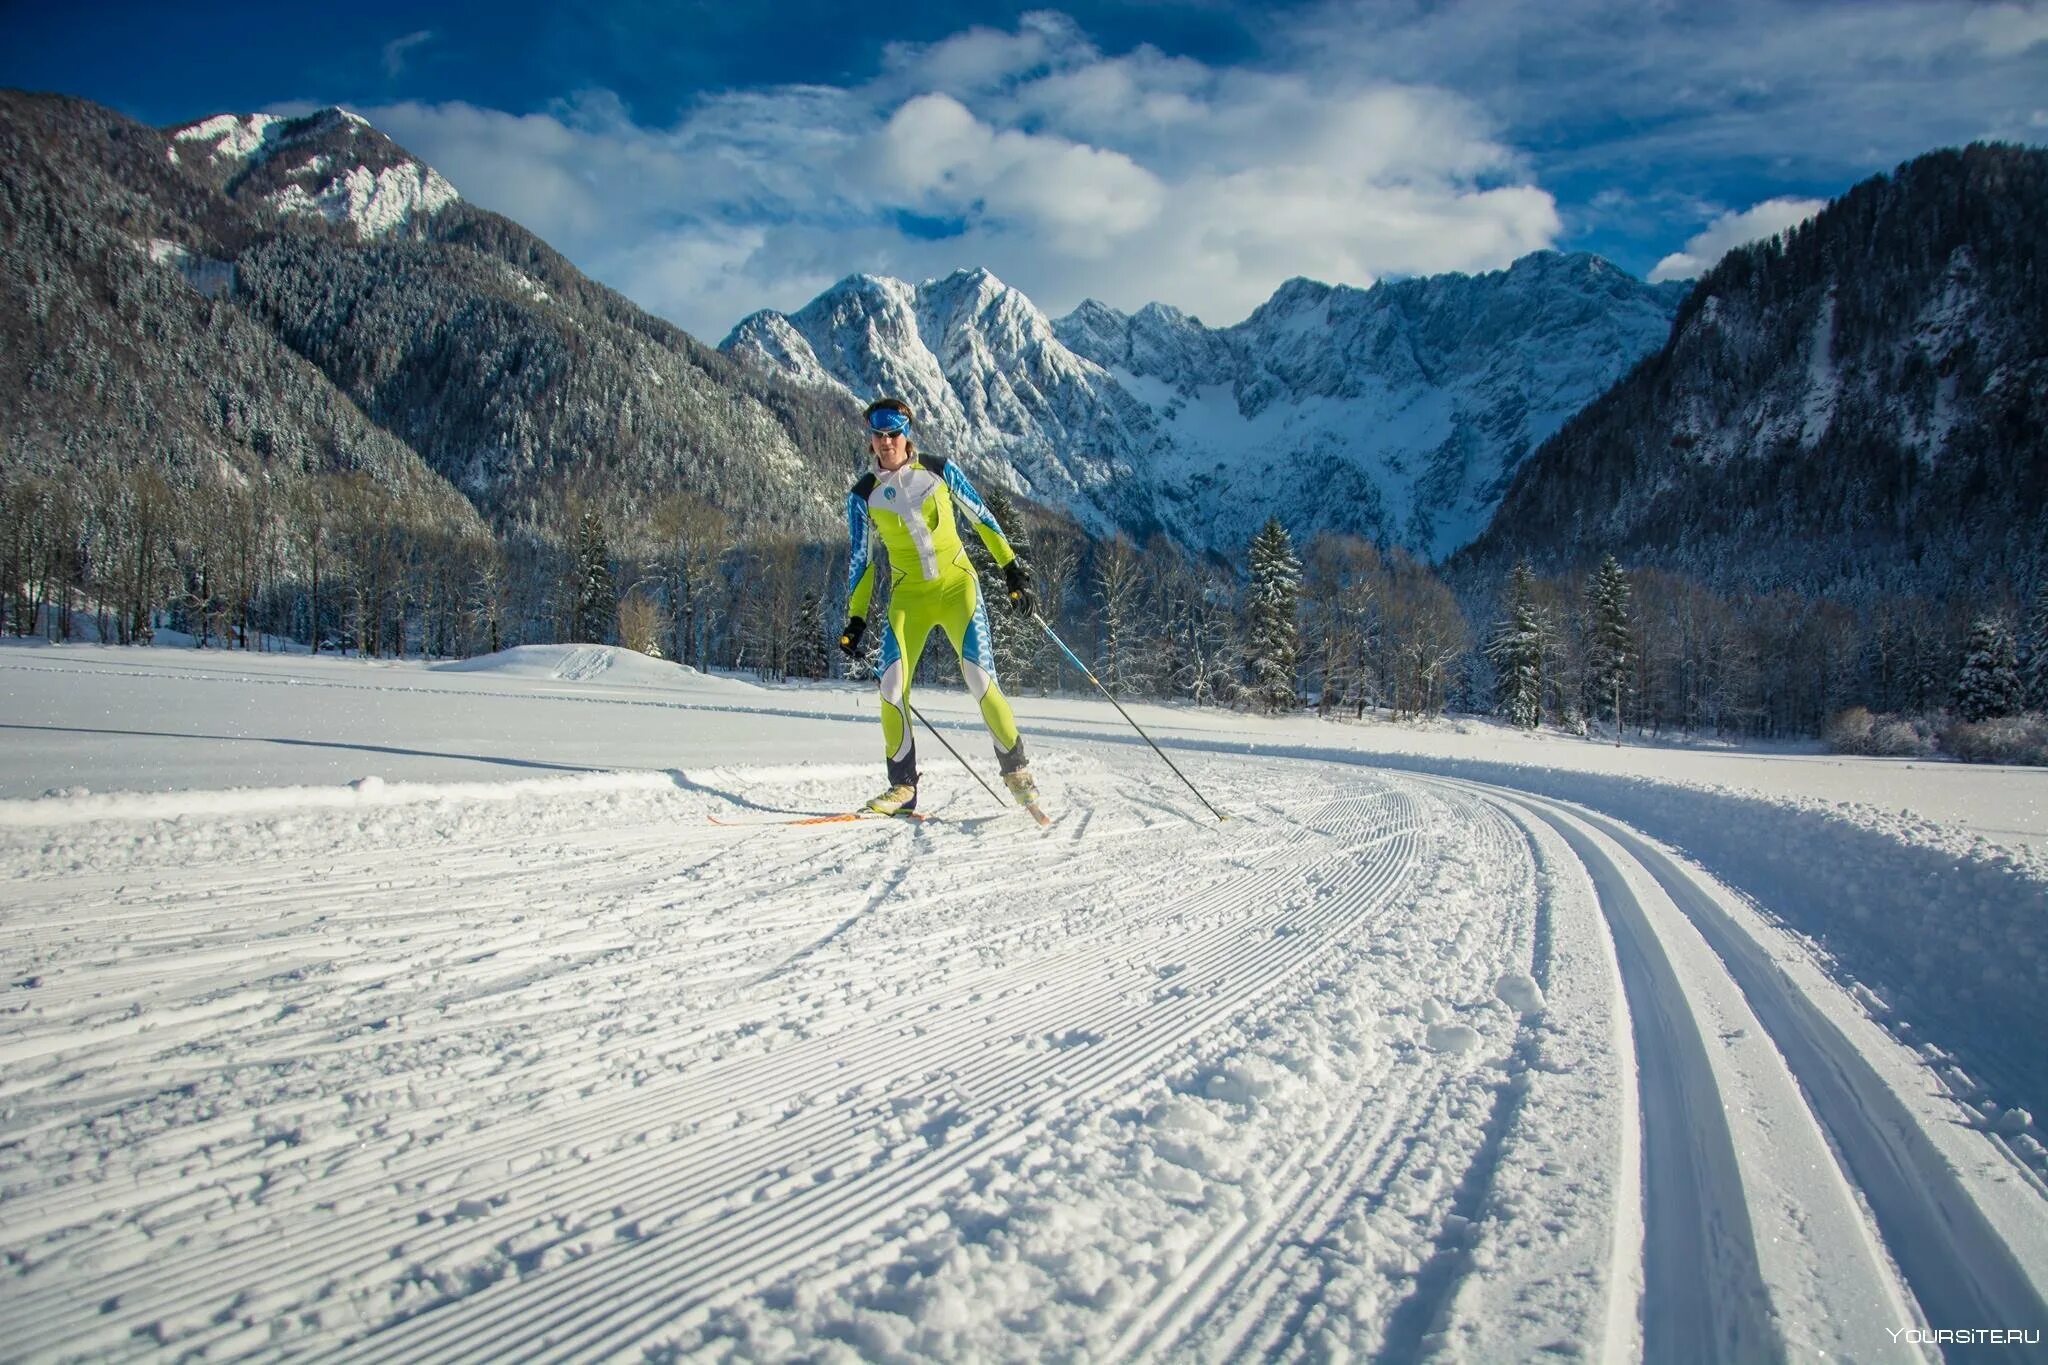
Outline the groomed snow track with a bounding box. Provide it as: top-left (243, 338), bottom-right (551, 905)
top-left (3, 746), bottom-right (2044, 1362)
top-left (1419, 776), bottom-right (2048, 1365)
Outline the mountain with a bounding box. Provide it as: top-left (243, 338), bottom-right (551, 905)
top-left (722, 254), bottom-right (1688, 558)
top-left (0, 92), bottom-right (469, 519)
top-left (1460, 144), bottom-right (2048, 603)
top-left (723, 269), bottom-right (1164, 536)
top-left (0, 90), bottom-right (858, 549)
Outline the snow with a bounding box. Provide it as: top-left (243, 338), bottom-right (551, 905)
top-left (3, 639), bottom-right (2045, 1360)
top-left (173, 113), bottom-right (283, 161)
top-left (142, 237), bottom-right (235, 298)
top-left (268, 161), bottom-right (460, 239)
top-left (1799, 290), bottom-right (1840, 446)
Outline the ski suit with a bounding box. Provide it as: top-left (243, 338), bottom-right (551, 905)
top-left (846, 454), bottom-right (1024, 787)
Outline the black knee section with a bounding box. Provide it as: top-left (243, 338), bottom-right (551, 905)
top-left (995, 737), bottom-right (1029, 775)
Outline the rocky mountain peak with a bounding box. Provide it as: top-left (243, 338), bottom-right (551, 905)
top-left (725, 252), bottom-right (1688, 557)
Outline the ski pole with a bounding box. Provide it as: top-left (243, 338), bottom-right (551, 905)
top-left (1029, 612), bottom-right (1228, 822)
top-left (907, 699), bottom-right (1006, 809)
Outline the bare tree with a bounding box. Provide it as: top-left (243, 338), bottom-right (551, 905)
top-left (1302, 534), bottom-right (1380, 717)
top-left (617, 587), bottom-right (665, 658)
top-left (1091, 534), bottom-right (1147, 697)
top-left (1380, 550), bottom-right (1467, 718)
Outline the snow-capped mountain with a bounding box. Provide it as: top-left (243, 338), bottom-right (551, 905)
top-left (724, 270), bottom-right (1165, 534)
top-left (168, 107), bottom-right (459, 239)
top-left (724, 254), bottom-right (1688, 558)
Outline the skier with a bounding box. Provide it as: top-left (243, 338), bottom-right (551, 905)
top-left (838, 397), bottom-right (1039, 817)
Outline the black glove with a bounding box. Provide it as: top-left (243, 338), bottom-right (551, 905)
top-left (1002, 561), bottom-right (1038, 616)
top-left (837, 617), bottom-right (866, 657)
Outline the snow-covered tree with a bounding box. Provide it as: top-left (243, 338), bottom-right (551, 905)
top-left (789, 589), bottom-right (830, 680)
top-left (1955, 616), bottom-right (2021, 721)
top-left (1588, 554), bottom-right (1635, 740)
top-left (1244, 518), bottom-right (1302, 713)
top-left (1489, 560), bottom-right (1551, 729)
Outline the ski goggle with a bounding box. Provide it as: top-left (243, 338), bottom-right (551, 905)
top-left (867, 408), bottom-right (912, 436)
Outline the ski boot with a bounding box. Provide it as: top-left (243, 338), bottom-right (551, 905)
top-left (1001, 767), bottom-right (1039, 807)
top-left (865, 783), bottom-right (918, 816)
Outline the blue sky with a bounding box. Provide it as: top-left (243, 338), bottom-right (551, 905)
top-left (10, 1), bottom-right (2046, 339)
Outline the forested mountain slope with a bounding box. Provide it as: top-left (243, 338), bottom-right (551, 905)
top-left (0, 91), bottom-right (862, 549)
top-left (1462, 144), bottom-right (2048, 603)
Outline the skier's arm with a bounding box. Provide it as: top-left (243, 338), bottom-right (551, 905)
top-left (846, 491), bottom-right (877, 618)
top-left (938, 460), bottom-right (1018, 568)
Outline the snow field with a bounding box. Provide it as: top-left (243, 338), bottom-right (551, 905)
top-left (3, 750), bottom-right (1579, 1360)
top-left (3, 644), bottom-right (2046, 1360)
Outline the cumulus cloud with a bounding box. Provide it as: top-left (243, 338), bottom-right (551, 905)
top-left (1648, 197), bottom-right (1827, 281)
top-left (364, 14), bottom-right (1562, 339)
top-left (878, 93), bottom-right (1167, 249)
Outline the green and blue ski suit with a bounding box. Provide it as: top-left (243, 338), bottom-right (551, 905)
top-left (847, 454), bottom-right (1025, 788)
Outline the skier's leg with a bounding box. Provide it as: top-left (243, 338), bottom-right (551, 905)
top-left (943, 576), bottom-right (1026, 773)
top-left (878, 600), bottom-right (930, 788)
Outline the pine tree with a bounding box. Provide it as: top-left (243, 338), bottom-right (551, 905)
top-left (569, 510), bottom-right (616, 644)
top-left (1488, 560), bottom-right (1550, 730)
top-left (1955, 617), bottom-right (2021, 721)
top-left (2022, 581), bottom-right (2048, 711)
top-left (1588, 554), bottom-right (1635, 741)
top-left (1244, 518), bottom-right (1302, 713)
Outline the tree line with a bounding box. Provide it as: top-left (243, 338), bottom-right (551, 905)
top-left (8, 456), bottom-right (2036, 757)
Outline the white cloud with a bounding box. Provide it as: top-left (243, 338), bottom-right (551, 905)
top-left (878, 94), bottom-right (1166, 248)
top-left (381, 30), bottom-right (434, 81)
top-left (1284, 0), bottom-right (2048, 183)
top-left (878, 11), bottom-right (1086, 96)
top-left (1962, 2), bottom-right (2048, 57)
top-left (1648, 197), bottom-right (1827, 281)
top-left (365, 13), bottom-right (1562, 339)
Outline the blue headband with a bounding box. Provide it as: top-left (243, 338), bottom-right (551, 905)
top-left (867, 408), bottom-right (911, 435)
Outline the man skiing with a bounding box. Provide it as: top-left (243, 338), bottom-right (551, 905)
top-left (838, 397), bottom-right (1039, 817)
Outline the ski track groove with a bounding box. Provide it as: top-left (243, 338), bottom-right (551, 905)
top-left (1419, 775), bottom-right (2043, 1365)
top-left (1112, 789), bottom-right (1533, 1361)
top-left (7, 762), bottom-right (1447, 1360)
top-left (329, 789), bottom-right (1445, 1360)
top-left (1493, 785), bottom-right (2048, 1351)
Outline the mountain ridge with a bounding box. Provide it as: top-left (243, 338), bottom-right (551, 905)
top-left (723, 252), bottom-right (1689, 558)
